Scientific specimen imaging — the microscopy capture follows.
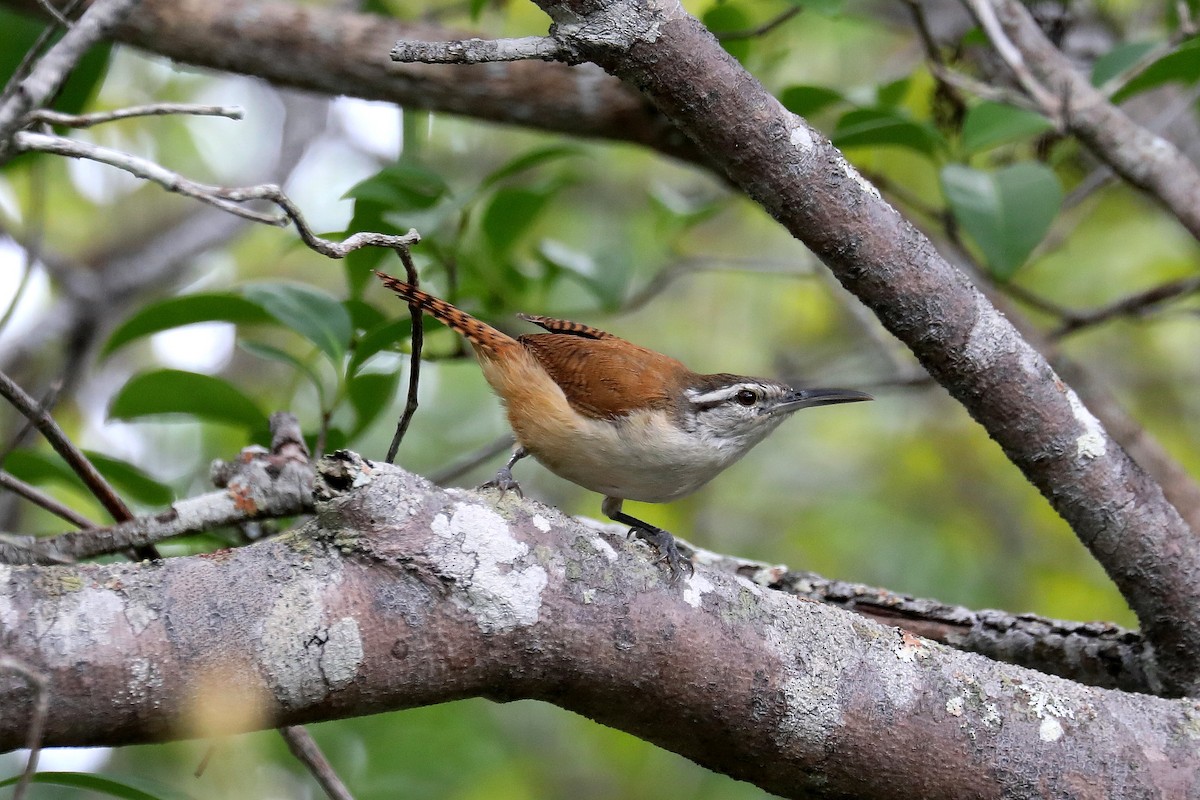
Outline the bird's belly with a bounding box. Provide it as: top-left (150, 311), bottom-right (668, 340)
top-left (526, 411), bottom-right (736, 503)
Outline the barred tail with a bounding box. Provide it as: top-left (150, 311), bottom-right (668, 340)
top-left (375, 271), bottom-right (517, 356)
top-left (517, 313), bottom-right (614, 340)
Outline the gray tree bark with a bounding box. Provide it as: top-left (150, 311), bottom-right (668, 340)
top-left (3, 455), bottom-right (1197, 800)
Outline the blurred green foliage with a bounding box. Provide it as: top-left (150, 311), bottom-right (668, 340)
top-left (3, 0), bottom-right (1199, 797)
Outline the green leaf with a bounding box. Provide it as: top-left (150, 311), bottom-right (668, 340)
top-left (3, 450), bottom-right (172, 508)
top-left (238, 340), bottom-right (326, 405)
top-left (344, 298), bottom-right (388, 332)
top-left (88, 453), bottom-right (174, 506)
top-left (3, 449), bottom-right (76, 489)
top-left (479, 145), bottom-right (582, 191)
top-left (347, 371), bottom-right (400, 437)
top-left (876, 77), bottom-right (910, 107)
top-left (349, 316), bottom-right (413, 376)
top-left (242, 283), bottom-right (352, 364)
top-left (784, 0), bottom-right (844, 13)
top-left (343, 162), bottom-right (448, 211)
top-left (703, 4), bottom-right (752, 62)
top-left (102, 293), bottom-right (273, 356)
top-left (1091, 41), bottom-right (1158, 87)
top-left (481, 186), bottom-right (553, 256)
top-left (941, 163), bottom-right (1062, 279)
top-left (779, 85), bottom-right (843, 117)
top-left (109, 369), bottom-right (269, 430)
top-left (469, 0), bottom-right (489, 19)
top-left (0, 771), bottom-right (186, 800)
top-left (833, 108), bottom-right (944, 155)
top-left (1112, 39), bottom-right (1200, 102)
top-left (0, 11), bottom-right (111, 118)
top-left (960, 102), bottom-right (1054, 154)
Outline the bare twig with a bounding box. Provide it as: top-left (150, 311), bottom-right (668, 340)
top-left (0, 369), bottom-right (133, 525)
top-left (391, 35), bottom-right (571, 64)
top-left (0, 0), bottom-right (143, 151)
top-left (279, 726), bottom-right (355, 800)
top-left (0, 469), bottom-right (96, 529)
top-left (385, 248), bottom-right (424, 464)
top-left (11, 131), bottom-right (422, 255)
top-left (429, 434), bottom-right (515, 485)
top-left (29, 103), bottom-right (244, 128)
top-left (961, 0), bottom-right (1061, 120)
top-left (1053, 275), bottom-right (1200, 338)
top-left (0, 656), bottom-right (49, 800)
top-left (716, 7), bottom-right (801, 41)
top-left (34, 0), bottom-right (73, 26)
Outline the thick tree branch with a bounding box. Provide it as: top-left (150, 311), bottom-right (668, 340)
top-left (0, 0), bottom-right (703, 165)
top-left (503, 0), bottom-right (1200, 695)
top-left (0, 457), bottom-right (1196, 799)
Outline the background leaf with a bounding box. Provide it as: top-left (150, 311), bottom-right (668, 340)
top-left (833, 108), bottom-right (944, 155)
top-left (960, 102), bottom-right (1054, 154)
top-left (0, 771), bottom-right (184, 800)
top-left (242, 283), bottom-right (352, 364)
top-left (109, 369), bottom-right (269, 431)
top-left (1111, 39), bottom-right (1200, 101)
top-left (941, 163), bottom-right (1062, 279)
top-left (4, 450), bottom-right (173, 508)
top-left (779, 85), bottom-right (843, 117)
top-left (102, 293), bottom-right (272, 356)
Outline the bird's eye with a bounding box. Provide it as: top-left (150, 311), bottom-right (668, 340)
top-left (734, 389), bottom-right (759, 407)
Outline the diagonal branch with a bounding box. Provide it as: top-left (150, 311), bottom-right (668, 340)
top-left (512, 0), bottom-right (1200, 695)
top-left (0, 369), bottom-right (133, 525)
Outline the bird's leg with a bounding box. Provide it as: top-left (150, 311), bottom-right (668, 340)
top-left (481, 446), bottom-right (528, 497)
top-left (601, 496), bottom-right (694, 582)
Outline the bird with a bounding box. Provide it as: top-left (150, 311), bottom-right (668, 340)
top-left (377, 271), bottom-right (871, 580)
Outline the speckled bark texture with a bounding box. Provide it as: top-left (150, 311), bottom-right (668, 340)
top-left (2, 458), bottom-right (1199, 799)
top-left (533, 0), bottom-right (1200, 696)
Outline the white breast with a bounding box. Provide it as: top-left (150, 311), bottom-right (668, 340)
top-left (533, 410), bottom-right (748, 503)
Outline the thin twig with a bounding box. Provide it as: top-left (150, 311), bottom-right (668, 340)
top-left (0, 259), bottom-right (34, 337)
top-left (12, 131), bottom-right (422, 254)
top-left (0, 0), bottom-right (85, 112)
top-left (717, 7), bottom-right (801, 41)
top-left (1053, 275), bottom-right (1200, 338)
top-left (1, 656), bottom-right (50, 800)
top-left (385, 247), bottom-right (424, 463)
top-left (0, 469), bottom-right (96, 529)
top-left (0, 370), bottom-right (133, 524)
top-left (35, 0), bottom-right (73, 27)
top-left (29, 103), bottom-right (244, 128)
top-left (0, 0), bottom-right (143, 151)
top-left (961, 0), bottom-right (1062, 121)
top-left (279, 726), bottom-right (355, 800)
top-left (430, 434), bottom-right (515, 485)
top-left (926, 62), bottom-right (1041, 111)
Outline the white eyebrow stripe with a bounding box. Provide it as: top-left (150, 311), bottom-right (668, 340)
top-left (686, 384), bottom-right (760, 405)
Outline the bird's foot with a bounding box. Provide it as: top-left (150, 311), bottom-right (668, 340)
top-left (480, 466), bottom-right (523, 498)
top-left (630, 525), bottom-right (694, 583)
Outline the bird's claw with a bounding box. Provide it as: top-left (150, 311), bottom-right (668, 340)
top-left (630, 526), bottom-right (694, 583)
top-left (480, 466), bottom-right (523, 498)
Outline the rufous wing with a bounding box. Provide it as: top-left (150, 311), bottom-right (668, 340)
top-left (517, 332), bottom-right (689, 420)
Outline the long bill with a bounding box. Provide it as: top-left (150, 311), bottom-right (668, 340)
top-left (772, 388), bottom-right (873, 415)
